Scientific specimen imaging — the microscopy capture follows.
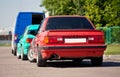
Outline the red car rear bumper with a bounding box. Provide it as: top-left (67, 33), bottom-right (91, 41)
top-left (40, 45), bottom-right (107, 59)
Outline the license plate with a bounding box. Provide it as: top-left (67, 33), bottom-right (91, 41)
top-left (65, 38), bottom-right (86, 43)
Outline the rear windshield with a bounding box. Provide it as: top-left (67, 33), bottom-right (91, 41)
top-left (46, 17), bottom-right (94, 30)
top-left (27, 30), bottom-right (38, 35)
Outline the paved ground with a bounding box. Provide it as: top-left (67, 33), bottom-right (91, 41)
top-left (0, 47), bottom-right (120, 77)
top-left (104, 55), bottom-right (120, 61)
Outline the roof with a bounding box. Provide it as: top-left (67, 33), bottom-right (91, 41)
top-left (46, 15), bottom-right (87, 18)
top-left (19, 12), bottom-right (44, 14)
top-left (27, 24), bottom-right (39, 30)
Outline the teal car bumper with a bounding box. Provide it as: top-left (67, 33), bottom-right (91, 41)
top-left (17, 43), bottom-right (30, 55)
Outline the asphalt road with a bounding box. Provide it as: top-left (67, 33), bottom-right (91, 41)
top-left (0, 47), bottom-right (120, 77)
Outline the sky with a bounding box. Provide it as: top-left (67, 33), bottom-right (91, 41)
top-left (0, 0), bottom-right (45, 31)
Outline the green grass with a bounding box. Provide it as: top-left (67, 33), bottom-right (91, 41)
top-left (0, 44), bottom-right (11, 46)
top-left (105, 44), bottom-right (120, 55)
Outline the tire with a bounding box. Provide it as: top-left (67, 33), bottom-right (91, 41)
top-left (17, 50), bottom-right (21, 59)
top-left (21, 47), bottom-right (27, 60)
top-left (13, 48), bottom-right (17, 56)
top-left (36, 46), bottom-right (46, 67)
top-left (28, 47), bottom-right (36, 62)
top-left (91, 56), bottom-right (103, 66)
top-left (12, 50), bottom-right (13, 54)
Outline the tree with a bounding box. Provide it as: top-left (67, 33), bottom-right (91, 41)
top-left (84, 0), bottom-right (107, 27)
top-left (103, 0), bottom-right (120, 27)
top-left (41, 0), bottom-right (120, 27)
top-left (42, 0), bottom-right (85, 15)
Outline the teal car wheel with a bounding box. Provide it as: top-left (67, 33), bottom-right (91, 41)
top-left (21, 47), bottom-right (27, 60)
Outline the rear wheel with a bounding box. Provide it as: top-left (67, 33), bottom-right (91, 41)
top-left (91, 56), bottom-right (103, 66)
top-left (12, 50), bottom-right (13, 54)
top-left (28, 47), bottom-right (36, 62)
top-left (13, 48), bottom-right (17, 56)
top-left (36, 46), bottom-right (46, 67)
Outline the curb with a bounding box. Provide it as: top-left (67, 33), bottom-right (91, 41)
top-left (103, 55), bottom-right (120, 61)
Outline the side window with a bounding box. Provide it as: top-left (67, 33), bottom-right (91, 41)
top-left (27, 30), bottom-right (38, 36)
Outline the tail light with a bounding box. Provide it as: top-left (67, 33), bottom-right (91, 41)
top-left (44, 36), bottom-right (63, 44)
top-left (14, 34), bottom-right (17, 40)
top-left (88, 35), bottom-right (105, 44)
top-left (26, 38), bottom-right (33, 43)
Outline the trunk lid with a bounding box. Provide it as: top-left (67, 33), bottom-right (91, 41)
top-left (45, 29), bottom-right (105, 45)
top-left (48, 29), bottom-right (103, 36)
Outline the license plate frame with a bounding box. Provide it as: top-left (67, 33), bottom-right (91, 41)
top-left (65, 38), bottom-right (86, 43)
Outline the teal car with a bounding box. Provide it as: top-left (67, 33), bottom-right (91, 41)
top-left (17, 25), bottom-right (39, 60)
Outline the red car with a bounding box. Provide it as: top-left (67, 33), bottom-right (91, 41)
top-left (27, 16), bottom-right (106, 67)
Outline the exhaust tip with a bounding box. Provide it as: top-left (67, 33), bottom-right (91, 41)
top-left (51, 54), bottom-right (60, 59)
